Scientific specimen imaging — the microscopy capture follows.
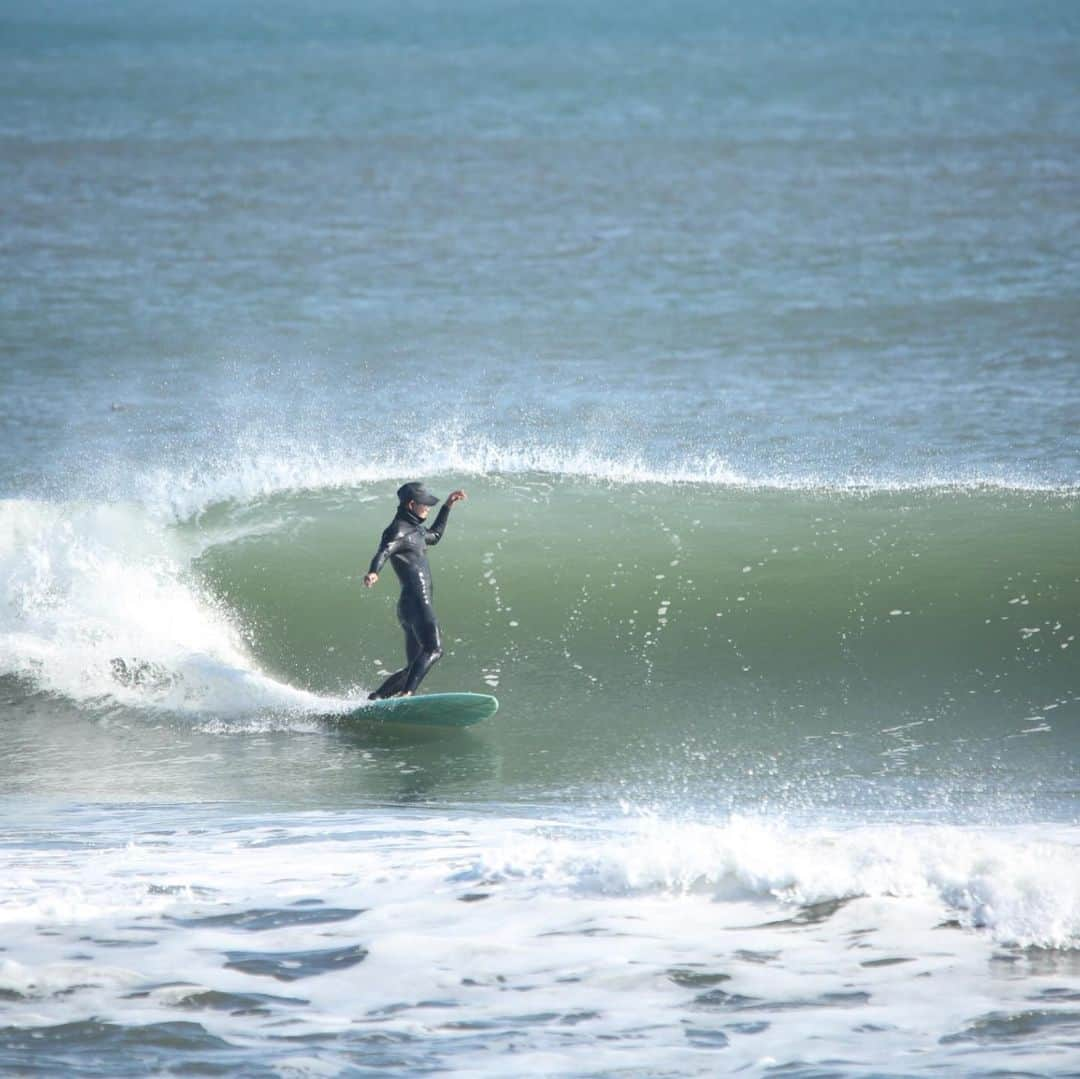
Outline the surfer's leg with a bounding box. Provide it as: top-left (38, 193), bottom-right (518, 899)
top-left (369, 669), bottom-right (406, 700)
top-left (368, 623), bottom-right (422, 700)
top-left (400, 611), bottom-right (443, 694)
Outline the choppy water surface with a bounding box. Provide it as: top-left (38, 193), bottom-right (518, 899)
top-left (3, 804), bottom-right (1079, 1077)
top-left (2, 0), bottom-right (1078, 1074)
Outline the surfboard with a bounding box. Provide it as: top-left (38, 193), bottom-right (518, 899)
top-left (327, 692), bottom-right (498, 728)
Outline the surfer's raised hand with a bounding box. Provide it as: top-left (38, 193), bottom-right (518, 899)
top-left (363, 572), bottom-right (379, 588)
top-left (447, 490), bottom-right (467, 506)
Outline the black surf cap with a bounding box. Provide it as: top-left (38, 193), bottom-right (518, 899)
top-left (397, 482), bottom-right (440, 506)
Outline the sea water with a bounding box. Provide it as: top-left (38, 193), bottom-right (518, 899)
top-left (1, 1), bottom-right (1078, 1074)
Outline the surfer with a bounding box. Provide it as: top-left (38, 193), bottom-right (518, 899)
top-left (362, 482), bottom-right (467, 699)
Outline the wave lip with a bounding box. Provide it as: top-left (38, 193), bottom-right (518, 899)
top-left (121, 437), bottom-right (1077, 525)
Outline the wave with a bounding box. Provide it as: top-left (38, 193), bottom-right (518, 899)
top-left (1, 456), bottom-right (1076, 761)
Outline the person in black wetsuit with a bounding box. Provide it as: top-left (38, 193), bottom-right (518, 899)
top-left (362, 482), bottom-right (467, 699)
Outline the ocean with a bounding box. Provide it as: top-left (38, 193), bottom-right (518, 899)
top-left (2, 1), bottom-right (1078, 1075)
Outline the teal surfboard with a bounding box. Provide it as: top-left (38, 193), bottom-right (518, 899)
top-left (328, 692), bottom-right (498, 728)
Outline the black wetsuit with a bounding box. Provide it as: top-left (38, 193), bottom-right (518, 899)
top-left (366, 502), bottom-right (452, 698)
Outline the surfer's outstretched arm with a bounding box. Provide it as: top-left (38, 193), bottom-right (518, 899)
top-left (424, 489), bottom-right (466, 546)
top-left (423, 503), bottom-right (452, 546)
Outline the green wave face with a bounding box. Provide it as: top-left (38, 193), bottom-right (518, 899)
top-left (188, 475), bottom-right (1078, 804)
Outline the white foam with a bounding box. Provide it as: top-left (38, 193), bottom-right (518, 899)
top-left (1, 807), bottom-right (1075, 1073)
top-left (0, 958), bottom-right (144, 999)
top-left (0, 498), bottom-right (344, 716)
top-left (5, 811), bottom-right (1075, 950)
top-left (468, 815), bottom-right (1080, 951)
